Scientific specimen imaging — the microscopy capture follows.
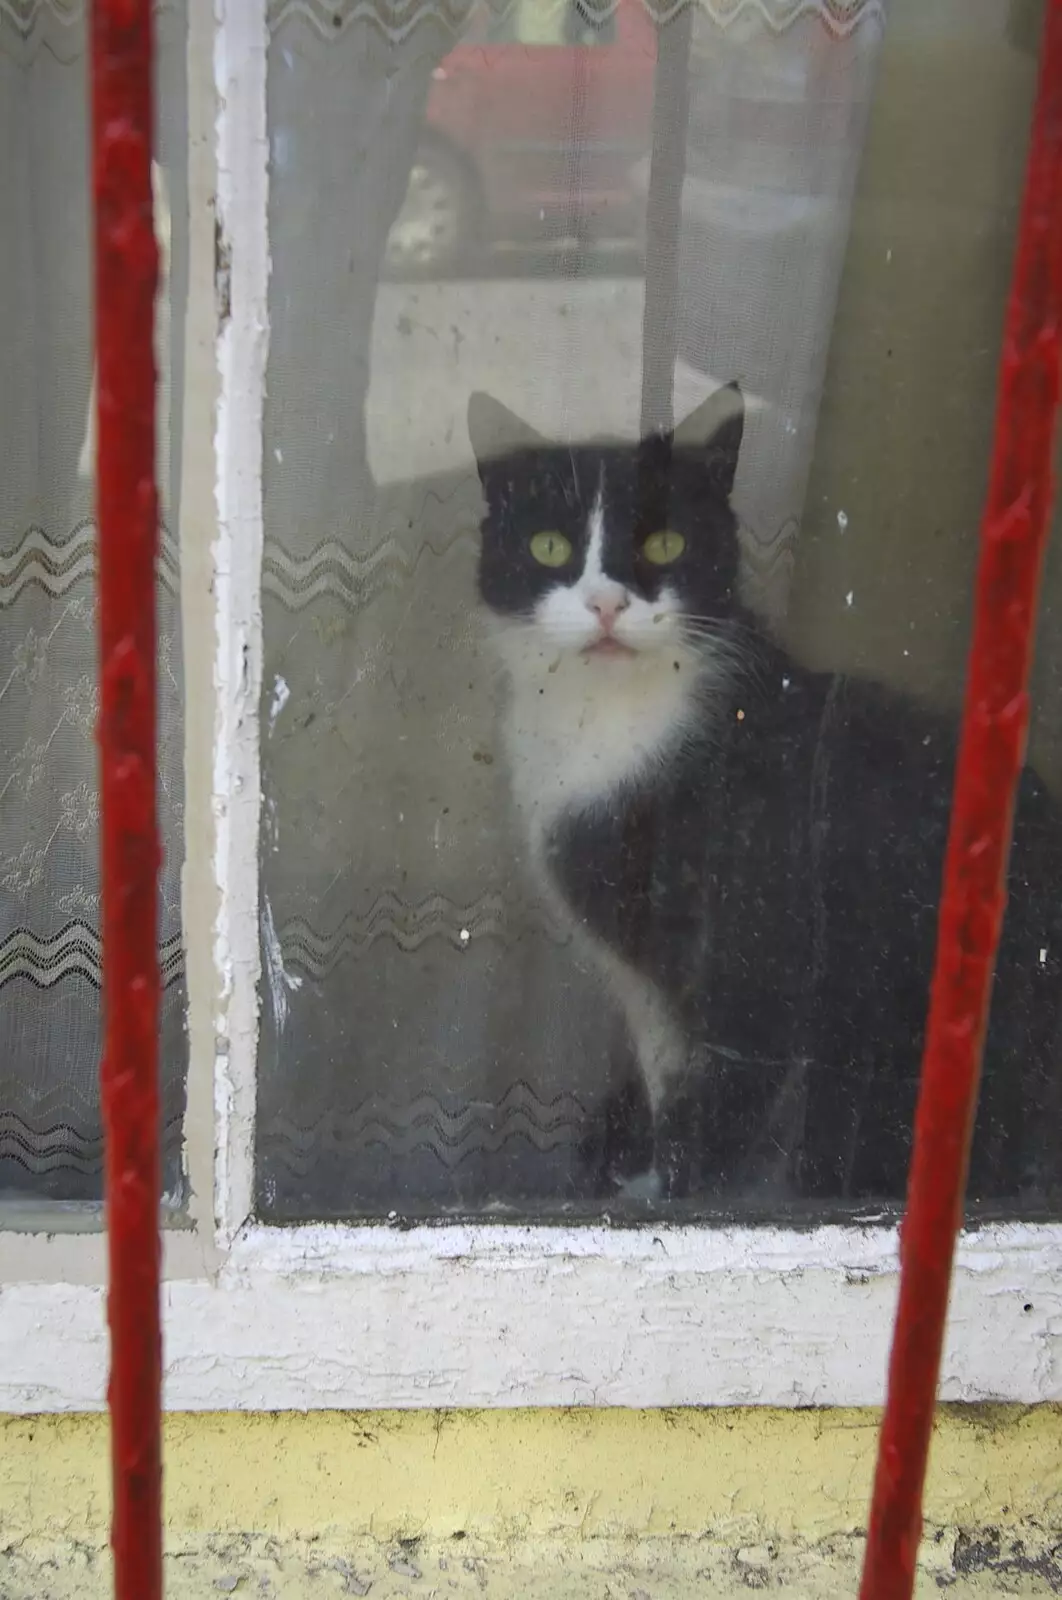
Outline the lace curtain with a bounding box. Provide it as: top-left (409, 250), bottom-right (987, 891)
top-left (257, 0), bottom-right (1061, 1221)
top-left (4, 0), bottom-right (1054, 1222)
top-left (0, 0), bottom-right (187, 1204)
top-left (256, 0), bottom-right (896, 1217)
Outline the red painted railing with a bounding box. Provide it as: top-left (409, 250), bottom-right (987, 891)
top-left (91, 1), bottom-right (163, 1596)
top-left (860, 3), bottom-right (1062, 1596)
top-left (87, 4), bottom-right (1061, 1597)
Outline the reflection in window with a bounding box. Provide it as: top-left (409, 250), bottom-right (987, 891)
top-left (257, 0), bottom-right (1062, 1223)
top-left (487, 0), bottom-right (618, 47)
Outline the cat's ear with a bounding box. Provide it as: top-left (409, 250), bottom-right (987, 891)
top-left (468, 392), bottom-right (545, 471)
top-left (672, 381), bottom-right (744, 499)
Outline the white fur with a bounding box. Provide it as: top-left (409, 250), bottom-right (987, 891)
top-left (490, 490), bottom-right (731, 1147)
top-left (593, 940), bottom-right (689, 1115)
top-left (492, 480), bottom-right (716, 835)
top-left (497, 632), bottom-right (704, 833)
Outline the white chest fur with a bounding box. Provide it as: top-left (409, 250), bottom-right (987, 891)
top-left (501, 647), bottom-right (701, 839)
top-left (496, 643), bottom-right (709, 1128)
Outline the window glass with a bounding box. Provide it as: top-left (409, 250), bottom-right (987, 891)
top-left (257, 0), bottom-right (1061, 1222)
top-left (487, 2), bottom-right (618, 46)
top-left (0, 0), bottom-right (188, 1207)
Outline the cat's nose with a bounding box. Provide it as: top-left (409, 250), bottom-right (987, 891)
top-left (588, 590), bottom-right (630, 632)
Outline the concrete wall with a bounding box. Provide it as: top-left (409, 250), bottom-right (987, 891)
top-left (1, 1407), bottom-right (1060, 1594)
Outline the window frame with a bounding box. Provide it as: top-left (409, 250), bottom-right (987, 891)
top-left (1, 0), bottom-right (1061, 1417)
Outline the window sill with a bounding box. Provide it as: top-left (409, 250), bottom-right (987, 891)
top-left (1, 1220), bottom-right (1058, 1412)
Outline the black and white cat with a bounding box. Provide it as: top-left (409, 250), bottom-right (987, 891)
top-left (468, 386), bottom-right (1062, 1207)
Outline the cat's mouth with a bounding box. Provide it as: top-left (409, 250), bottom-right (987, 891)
top-left (582, 637), bottom-right (638, 660)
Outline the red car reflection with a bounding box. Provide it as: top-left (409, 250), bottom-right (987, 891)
top-left (385, 0), bottom-right (656, 274)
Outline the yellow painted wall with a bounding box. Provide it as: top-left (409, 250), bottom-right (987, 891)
top-left (2, 1406), bottom-right (1060, 1546)
top-left (3, 1408), bottom-right (1060, 1595)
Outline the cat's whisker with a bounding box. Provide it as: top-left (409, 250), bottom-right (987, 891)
top-left (679, 625), bottom-right (746, 660)
top-left (467, 390), bottom-right (1060, 1211)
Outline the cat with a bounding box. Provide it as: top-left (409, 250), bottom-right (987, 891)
top-left (468, 385), bottom-right (1062, 1208)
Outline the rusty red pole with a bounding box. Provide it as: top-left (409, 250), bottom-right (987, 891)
top-left (90, 1), bottom-right (163, 1596)
top-left (859, 6), bottom-right (1062, 1598)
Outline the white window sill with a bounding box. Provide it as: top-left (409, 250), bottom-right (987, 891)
top-left (2, 1221), bottom-right (1058, 1413)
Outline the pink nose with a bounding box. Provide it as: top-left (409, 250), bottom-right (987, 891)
top-left (588, 592), bottom-right (630, 632)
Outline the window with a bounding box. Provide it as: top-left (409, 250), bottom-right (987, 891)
top-left (259, 0), bottom-right (1061, 1224)
top-left (0, 0), bottom-right (188, 1211)
top-left (1, 0), bottom-right (1059, 1415)
top-left (486, 2), bottom-right (618, 47)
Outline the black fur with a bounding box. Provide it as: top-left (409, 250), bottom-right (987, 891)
top-left (471, 389), bottom-right (1062, 1209)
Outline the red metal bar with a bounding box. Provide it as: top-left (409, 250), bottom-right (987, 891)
top-left (90, 2), bottom-right (163, 1597)
top-left (859, 6), bottom-right (1062, 1598)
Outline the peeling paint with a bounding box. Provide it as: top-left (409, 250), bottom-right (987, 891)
top-left (267, 674), bottom-right (290, 733)
top-left (1, 1226), bottom-right (1059, 1412)
top-left (212, 0), bottom-right (270, 1244)
top-left (4, 1533), bottom-right (1058, 1598)
top-left (0, 1410), bottom-right (1060, 1596)
top-left (261, 892), bottom-right (302, 1036)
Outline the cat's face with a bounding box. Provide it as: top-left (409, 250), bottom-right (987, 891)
top-left (468, 386), bottom-right (744, 676)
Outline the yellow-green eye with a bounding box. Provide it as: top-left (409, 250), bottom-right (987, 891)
top-left (529, 531), bottom-right (573, 568)
top-left (642, 530), bottom-right (686, 565)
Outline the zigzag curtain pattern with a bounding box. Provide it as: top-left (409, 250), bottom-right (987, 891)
top-left (0, 0), bottom-right (187, 1201)
top-left (255, 0), bottom-right (894, 1217)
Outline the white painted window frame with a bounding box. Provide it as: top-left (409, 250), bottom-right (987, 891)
top-left (1, 0), bottom-right (1060, 1418)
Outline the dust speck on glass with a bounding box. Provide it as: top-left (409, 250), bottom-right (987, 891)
top-left (0, 0), bottom-right (188, 1207)
top-left (258, 0), bottom-right (1062, 1223)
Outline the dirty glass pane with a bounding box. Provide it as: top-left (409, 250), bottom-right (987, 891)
top-left (257, 0), bottom-right (1061, 1222)
top-left (0, 1), bottom-right (188, 1208)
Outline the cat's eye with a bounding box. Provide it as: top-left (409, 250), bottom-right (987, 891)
top-left (642, 530), bottom-right (686, 565)
top-left (529, 531), bottom-right (573, 568)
